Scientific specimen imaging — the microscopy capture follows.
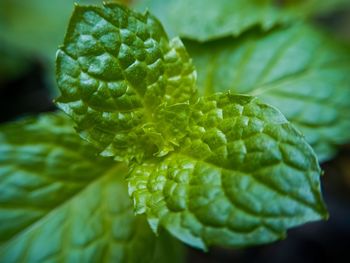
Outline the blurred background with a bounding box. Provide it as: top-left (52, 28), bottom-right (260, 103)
top-left (0, 1), bottom-right (349, 262)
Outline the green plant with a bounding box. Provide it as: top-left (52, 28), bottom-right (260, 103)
top-left (1, 1), bottom-right (349, 262)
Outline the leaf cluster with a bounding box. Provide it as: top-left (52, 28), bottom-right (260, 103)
top-left (1, 0), bottom-right (350, 262)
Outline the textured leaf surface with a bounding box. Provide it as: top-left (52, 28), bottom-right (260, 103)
top-left (134, 0), bottom-right (350, 41)
top-left (129, 93), bottom-right (327, 250)
top-left (187, 25), bottom-right (350, 161)
top-left (56, 3), bottom-right (196, 161)
top-left (0, 113), bottom-right (173, 263)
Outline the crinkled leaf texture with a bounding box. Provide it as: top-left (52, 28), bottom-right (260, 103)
top-left (133, 0), bottom-right (350, 41)
top-left (56, 3), bottom-right (327, 250)
top-left (128, 93), bottom-right (327, 250)
top-left (56, 3), bottom-right (196, 162)
top-left (0, 113), bottom-right (182, 263)
top-left (187, 24), bottom-right (350, 161)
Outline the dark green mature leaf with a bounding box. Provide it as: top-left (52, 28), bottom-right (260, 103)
top-left (285, 0), bottom-right (350, 16)
top-left (0, 113), bottom-right (181, 263)
top-left (134, 0), bottom-right (291, 41)
top-left (152, 229), bottom-right (187, 263)
top-left (56, 3), bottom-right (196, 161)
top-left (134, 0), bottom-right (350, 41)
top-left (187, 25), bottom-right (350, 161)
top-left (129, 93), bottom-right (327, 250)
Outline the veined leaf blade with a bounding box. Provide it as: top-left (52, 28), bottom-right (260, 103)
top-left (134, 0), bottom-right (350, 41)
top-left (187, 25), bottom-right (350, 161)
top-left (0, 113), bottom-right (180, 263)
top-left (129, 93), bottom-right (327, 250)
top-left (56, 3), bottom-right (196, 161)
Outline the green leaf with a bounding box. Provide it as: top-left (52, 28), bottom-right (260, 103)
top-left (133, 0), bottom-right (291, 41)
top-left (128, 93), bottom-right (327, 250)
top-left (186, 24), bottom-right (350, 161)
top-left (0, 112), bottom-right (177, 263)
top-left (281, 0), bottom-right (350, 16)
top-left (152, 229), bottom-right (187, 263)
top-left (133, 0), bottom-right (350, 41)
top-left (56, 3), bottom-right (196, 161)
top-left (135, 0), bottom-right (350, 41)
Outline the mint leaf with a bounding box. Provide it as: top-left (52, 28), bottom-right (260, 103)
top-left (134, 0), bottom-right (350, 41)
top-left (186, 25), bottom-right (350, 161)
top-left (56, 3), bottom-right (327, 251)
top-left (134, 0), bottom-right (293, 41)
top-left (152, 230), bottom-right (186, 263)
top-left (282, 0), bottom-right (350, 16)
top-left (56, 3), bottom-right (196, 161)
top-left (128, 93), bottom-right (327, 250)
top-left (0, 113), bottom-right (176, 263)
top-left (134, 0), bottom-right (350, 42)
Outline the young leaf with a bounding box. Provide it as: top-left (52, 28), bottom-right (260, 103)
top-left (0, 113), bottom-right (180, 263)
top-left (133, 0), bottom-right (350, 41)
top-left (56, 3), bottom-right (196, 161)
top-left (186, 25), bottom-right (350, 161)
top-left (128, 93), bottom-right (328, 250)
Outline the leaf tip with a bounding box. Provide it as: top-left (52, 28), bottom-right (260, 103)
top-left (148, 217), bottom-right (160, 235)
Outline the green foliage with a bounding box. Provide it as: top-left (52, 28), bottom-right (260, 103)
top-left (186, 25), bottom-right (350, 161)
top-left (5, 0), bottom-right (350, 261)
top-left (55, 3), bottom-right (326, 250)
top-left (129, 93), bottom-right (327, 249)
top-left (0, 113), bottom-right (182, 263)
top-left (133, 0), bottom-right (350, 41)
top-left (56, 4), bottom-right (196, 161)
top-left (132, 0), bottom-right (350, 161)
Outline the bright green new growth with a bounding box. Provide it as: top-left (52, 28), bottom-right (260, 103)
top-left (0, 113), bottom-right (181, 263)
top-left (55, 3), bottom-right (327, 250)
